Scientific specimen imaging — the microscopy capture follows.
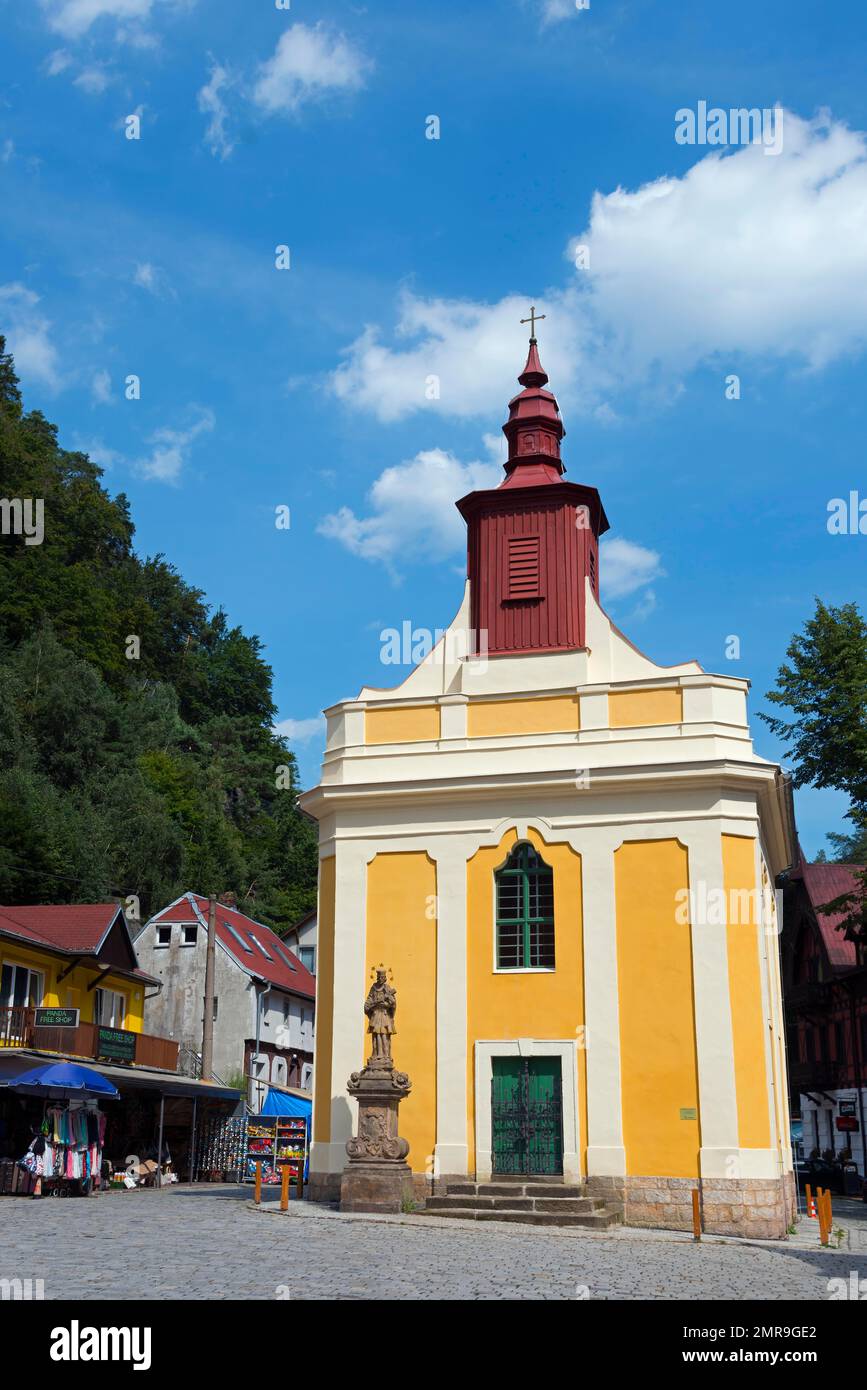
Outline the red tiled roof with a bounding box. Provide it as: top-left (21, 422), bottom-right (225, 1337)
top-left (0, 903), bottom-right (161, 985)
top-left (0, 903), bottom-right (120, 952)
top-left (151, 894), bottom-right (315, 999)
top-left (796, 862), bottom-right (862, 970)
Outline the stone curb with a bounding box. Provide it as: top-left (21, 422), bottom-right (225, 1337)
top-left (246, 1200), bottom-right (853, 1255)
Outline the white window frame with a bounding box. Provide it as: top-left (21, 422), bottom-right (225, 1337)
top-left (0, 961), bottom-right (45, 1010)
top-left (93, 987), bottom-right (126, 1029)
top-left (473, 1039), bottom-right (581, 1183)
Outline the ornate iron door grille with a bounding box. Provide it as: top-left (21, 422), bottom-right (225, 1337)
top-left (491, 1058), bottom-right (563, 1176)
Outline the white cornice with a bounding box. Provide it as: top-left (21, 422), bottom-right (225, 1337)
top-left (300, 756), bottom-right (779, 817)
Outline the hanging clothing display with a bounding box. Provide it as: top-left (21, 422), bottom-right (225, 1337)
top-left (18, 1101), bottom-right (105, 1192)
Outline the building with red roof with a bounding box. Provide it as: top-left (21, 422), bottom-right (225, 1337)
top-left (782, 850), bottom-right (867, 1175)
top-left (136, 893), bottom-right (316, 1104)
top-left (0, 899), bottom-right (166, 1057)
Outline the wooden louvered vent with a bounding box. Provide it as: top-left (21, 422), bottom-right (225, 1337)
top-left (506, 534), bottom-right (541, 600)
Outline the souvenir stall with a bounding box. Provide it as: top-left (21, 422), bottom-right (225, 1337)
top-left (244, 1087), bottom-right (311, 1185)
top-left (0, 1060), bottom-right (117, 1199)
top-left (194, 1113), bottom-right (248, 1182)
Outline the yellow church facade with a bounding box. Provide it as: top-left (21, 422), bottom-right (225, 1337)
top-left (302, 336), bottom-right (796, 1237)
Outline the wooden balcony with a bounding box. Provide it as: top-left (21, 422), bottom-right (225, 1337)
top-left (0, 1007), bottom-right (179, 1072)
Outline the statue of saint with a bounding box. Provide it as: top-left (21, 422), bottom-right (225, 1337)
top-left (364, 968), bottom-right (397, 1065)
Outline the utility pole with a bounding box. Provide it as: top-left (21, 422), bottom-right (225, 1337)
top-left (201, 894), bottom-right (217, 1082)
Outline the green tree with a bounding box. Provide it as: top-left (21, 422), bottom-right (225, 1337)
top-left (761, 599), bottom-right (867, 945)
top-left (0, 338), bottom-right (317, 928)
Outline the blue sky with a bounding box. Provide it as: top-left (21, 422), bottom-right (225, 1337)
top-left (1, 0), bottom-right (866, 855)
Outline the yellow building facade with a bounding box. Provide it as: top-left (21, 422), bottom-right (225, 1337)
top-left (302, 340), bottom-right (796, 1237)
top-left (0, 904), bottom-right (150, 1047)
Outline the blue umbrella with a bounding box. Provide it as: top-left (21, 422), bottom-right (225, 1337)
top-left (10, 1060), bottom-right (119, 1099)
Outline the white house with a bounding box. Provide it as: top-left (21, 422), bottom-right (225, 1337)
top-left (135, 893), bottom-right (316, 1106)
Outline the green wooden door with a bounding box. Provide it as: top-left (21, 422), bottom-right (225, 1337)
top-left (491, 1056), bottom-right (563, 1175)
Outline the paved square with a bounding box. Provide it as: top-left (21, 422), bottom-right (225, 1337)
top-left (2, 1187), bottom-right (865, 1300)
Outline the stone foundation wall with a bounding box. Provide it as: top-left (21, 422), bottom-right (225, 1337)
top-left (306, 1171), bottom-right (341, 1204)
top-left (310, 1167), bottom-right (796, 1237)
top-left (599, 1173), bottom-right (795, 1240)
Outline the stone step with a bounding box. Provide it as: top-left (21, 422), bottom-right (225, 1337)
top-left (477, 1182), bottom-right (587, 1200)
top-left (423, 1206), bottom-right (619, 1229)
top-left (426, 1194), bottom-right (535, 1212)
top-left (443, 1181), bottom-right (587, 1200)
top-left (428, 1193), bottom-right (601, 1215)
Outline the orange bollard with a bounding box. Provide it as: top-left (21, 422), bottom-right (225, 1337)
top-left (817, 1188), bottom-right (829, 1245)
top-left (254, 1161), bottom-right (262, 1206)
top-left (280, 1164), bottom-right (291, 1211)
top-left (824, 1188), bottom-right (833, 1237)
top-left (692, 1188), bottom-right (701, 1241)
top-left (805, 1183), bottom-right (816, 1218)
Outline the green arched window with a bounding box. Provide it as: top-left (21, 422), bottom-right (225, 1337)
top-left (495, 844), bottom-right (555, 970)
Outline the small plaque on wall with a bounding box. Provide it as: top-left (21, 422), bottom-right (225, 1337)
top-left (679, 1107), bottom-right (697, 1120)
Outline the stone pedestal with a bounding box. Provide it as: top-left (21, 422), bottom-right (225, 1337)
top-left (339, 1063), bottom-right (413, 1213)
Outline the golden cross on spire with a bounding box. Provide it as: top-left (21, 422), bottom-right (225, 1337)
top-left (520, 305), bottom-right (546, 340)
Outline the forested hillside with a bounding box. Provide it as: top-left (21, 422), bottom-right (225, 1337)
top-left (0, 337), bottom-right (317, 932)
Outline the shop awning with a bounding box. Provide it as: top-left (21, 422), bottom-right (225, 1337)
top-left (0, 1050), bottom-right (241, 1103)
top-left (260, 1086), bottom-right (312, 1119)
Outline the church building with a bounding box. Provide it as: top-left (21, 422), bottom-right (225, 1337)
top-left (301, 327), bottom-right (796, 1237)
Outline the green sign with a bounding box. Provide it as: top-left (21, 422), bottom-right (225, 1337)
top-left (96, 1026), bottom-right (136, 1062)
top-left (34, 1007), bottom-right (79, 1028)
top-left (679, 1107), bottom-right (697, 1121)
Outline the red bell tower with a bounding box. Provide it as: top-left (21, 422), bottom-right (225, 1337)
top-left (457, 322), bottom-right (609, 656)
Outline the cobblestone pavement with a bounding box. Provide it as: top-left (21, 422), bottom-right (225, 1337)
top-left (2, 1186), bottom-right (866, 1300)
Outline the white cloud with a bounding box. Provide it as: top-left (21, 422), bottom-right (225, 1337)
top-left (132, 261), bottom-right (173, 297)
top-left (541, 0), bottom-right (583, 22)
top-left (600, 537), bottom-right (664, 600)
top-left (625, 588), bottom-right (658, 622)
top-left (73, 65), bottom-right (114, 93)
top-left (0, 139), bottom-right (13, 164)
top-left (252, 23), bottom-right (370, 116)
top-left (0, 283), bottom-right (61, 391)
top-left (135, 409), bottom-right (214, 483)
top-left (331, 111), bottom-right (867, 423)
top-left (319, 448), bottom-right (501, 575)
top-left (39, 0), bottom-right (163, 41)
top-left (91, 369), bottom-right (113, 403)
top-left (331, 290), bottom-right (600, 424)
top-left (568, 109), bottom-right (867, 375)
top-left (198, 59), bottom-right (235, 160)
top-left (46, 49), bottom-right (74, 75)
top-left (75, 436), bottom-right (123, 469)
top-left (273, 715), bottom-right (326, 744)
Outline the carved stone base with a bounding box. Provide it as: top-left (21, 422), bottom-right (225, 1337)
top-left (339, 1060), bottom-right (414, 1215)
top-left (339, 1161), bottom-right (415, 1213)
